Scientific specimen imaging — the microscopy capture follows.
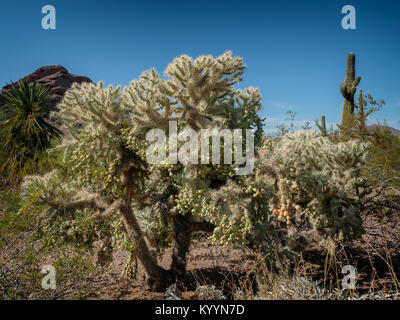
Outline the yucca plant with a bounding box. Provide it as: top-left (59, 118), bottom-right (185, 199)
top-left (0, 79), bottom-right (62, 182)
top-left (0, 108), bottom-right (7, 166)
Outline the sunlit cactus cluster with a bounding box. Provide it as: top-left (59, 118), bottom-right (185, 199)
top-left (18, 51), bottom-right (373, 290)
top-left (255, 130), bottom-right (369, 246)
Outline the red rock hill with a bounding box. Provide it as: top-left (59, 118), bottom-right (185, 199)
top-left (0, 65), bottom-right (92, 117)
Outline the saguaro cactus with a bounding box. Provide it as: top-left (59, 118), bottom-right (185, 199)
top-left (358, 89), bottom-right (364, 118)
top-left (340, 52), bottom-right (361, 130)
top-left (316, 115), bottom-right (327, 136)
top-left (320, 115), bottom-right (327, 136)
top-left (355, 89), bottom-right (370, 137)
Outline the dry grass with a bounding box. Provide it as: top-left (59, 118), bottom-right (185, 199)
top-left (188, 235), bottom-right (400, 300)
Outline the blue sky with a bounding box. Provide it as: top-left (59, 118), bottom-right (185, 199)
top-left (1, 0), bottom-right (399, 132)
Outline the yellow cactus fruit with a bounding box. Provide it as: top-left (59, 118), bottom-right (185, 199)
top-left (283, 210), bottom-right (289, 217)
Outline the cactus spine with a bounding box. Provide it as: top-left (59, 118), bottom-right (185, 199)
top-left (340, 52), bottom-right (361, 131)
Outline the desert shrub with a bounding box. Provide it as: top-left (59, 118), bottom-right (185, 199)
top-left (339, 92), bottom-right (385, 141)
top-left (255, 131), bottom-right (369, 248)
top-left (18, 52), bottom-right (266, 291)
top-left (205, 130), bottom-right (370, 252)
top-left (0, 108), bottom-right (7, 175)
top-left (0, 186), bottom-right (97, 299)
top-left (362, 125), bottom-right (400, 214)
top-left (0, 244), bottom-right (95, 300)
top-left (0, 242), bottom-right (96, 300)
top-left (258, 275), bottom-right (400, 300)
top-left (334, 91), bottom-right (399, 218)
top-left (195, 285), bottom-right (226, 300)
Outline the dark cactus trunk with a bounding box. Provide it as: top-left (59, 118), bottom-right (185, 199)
top-left (169, 212), bottom-right (215, 284)
top-left (170, 212), bottom-right (194, 281)
top-left (119, 198), bottom-right (172, 291)
top-left (118, 150), bottom-right (173, 292)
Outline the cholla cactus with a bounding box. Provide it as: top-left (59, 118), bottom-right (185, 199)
top-left (256, 130), bottom-right (369, 247)
top-left (202, 131), bottom-right (369, 253)
top-left (22, 51), bottom-right (265, 291)
top-left (21, 170), bottom-right (74, 205)
top-left (55, 81), bottom-right (124, 134)
top-left (122, 51), bottom-right (263, 140)
top-left (20, 51), bottom-right (371, 292)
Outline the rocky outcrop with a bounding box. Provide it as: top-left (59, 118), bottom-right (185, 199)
top-left (0, 65), bottom-right (92, 117)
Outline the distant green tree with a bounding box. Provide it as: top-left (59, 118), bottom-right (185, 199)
top-left (0, 108), bottom-right (7, 179)
top-left (338, 91), bottom-right (385, 141)
top-left (272, 110), bottom-right (298, 139)
top-left (364, 124), bottom-right (400, 213)
top-left (301, 121), bottom-right (312, 131)
top-left (0, 80), bottom-right (62, 182)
